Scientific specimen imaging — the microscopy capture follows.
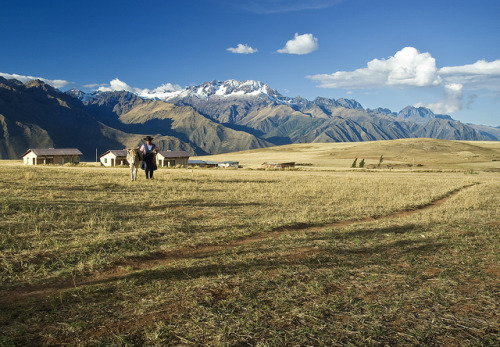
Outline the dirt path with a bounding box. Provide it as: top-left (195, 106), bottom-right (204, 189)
top-left (0, 183), bottom-right (478, 305)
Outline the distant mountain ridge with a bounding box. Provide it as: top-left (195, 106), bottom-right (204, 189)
top-left (1, 77), bottom-right (498, 160)
top-left (68, 79), bottom-right (493, 146)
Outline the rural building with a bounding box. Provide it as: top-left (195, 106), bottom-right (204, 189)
top-left (262, 162), bottom-right (296, 169)
top-left (157, 150), bottom-right (190, 167)
top-left (99, 150), bottom-right (128, 167)
top-left (219, 161), bottom-right (239, 168)
top-left (22, 148), bottom-right (82, 165)
top-left (188, 160), bottom-right (219, 168)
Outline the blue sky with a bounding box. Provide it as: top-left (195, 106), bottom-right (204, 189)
top-left (1, 0), bottom-right (499, 126)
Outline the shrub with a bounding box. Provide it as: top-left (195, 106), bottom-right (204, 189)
top-left (351, 158), bottom-right (358, 168)
top-left (378, 155), bottom-right (384, 168)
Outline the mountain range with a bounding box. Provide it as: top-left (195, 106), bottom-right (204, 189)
top-left (1, 77), bottom-right (498, 160)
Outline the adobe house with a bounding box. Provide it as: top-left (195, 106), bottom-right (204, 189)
top-left (157, 150), bottom-right (190, 167)
top-left (99, 150), bottom-right (128, 167)
top-left (22, 148), bottom-right (83, 165)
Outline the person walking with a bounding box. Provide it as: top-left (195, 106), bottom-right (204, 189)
top-left (140, 136), bottom-right (160, 179)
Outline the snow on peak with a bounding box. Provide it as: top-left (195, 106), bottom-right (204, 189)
top-left (136, 83), bottom-right (184, 100)
top-left (69, 79), bottom-right (286, 104)
top-left (181, 80), bottom-right (280, 100)
top-left (131, 79), bottom-right (281, 101)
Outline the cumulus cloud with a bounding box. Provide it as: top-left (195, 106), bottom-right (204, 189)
top-left (307, 47), bottom-right (500, 114)
top-left (307, 47), bottom-right (441, 88)
top-left (97, 78), bottom-right (134, 92)
top-left (278, 33), bottom-right (318, 55)
top-left (415, 83), bottom-right (463, 114)
top-left (0, 72), bottom-right (71, 89)
top-left (227, 43), bottom-right (258, 54)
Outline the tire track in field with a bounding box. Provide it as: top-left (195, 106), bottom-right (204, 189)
top-left (0, 183), bottom-right (479, 305)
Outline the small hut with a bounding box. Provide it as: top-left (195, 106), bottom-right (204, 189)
top-left (157, 150), bottom-right (190, 167)
top-left (22, 148), bottom-right (82, 165)
top-left (99, 150), bottom-right (128, 167)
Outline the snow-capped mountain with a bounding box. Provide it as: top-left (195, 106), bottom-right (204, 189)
top-left (181, 80), bottom-right (282, 100)
top-left (141, 79), bottom-right (284, 101)
top-left (68, 79), bottom-right (366, 110)
top-left (68, 80), bottom-right (286, 103)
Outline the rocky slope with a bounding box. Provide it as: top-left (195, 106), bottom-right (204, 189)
top-left (0, 77), bottom-right (124, 160)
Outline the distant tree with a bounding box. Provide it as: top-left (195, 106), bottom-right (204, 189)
top-left (378, 155), bottom-right (384, 168)
top-left (359, 158), bottom-right (365, 168)
top-left (351, 158), bottom-right (358, 168)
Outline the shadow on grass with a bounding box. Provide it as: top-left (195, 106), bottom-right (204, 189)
top-left (332, 224), bottom-right (421, 240)
top-left (157, 199), bottom-right (262, 208)
top-left (68, 233), bottom-right (446, 292)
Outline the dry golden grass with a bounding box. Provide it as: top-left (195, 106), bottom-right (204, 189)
top-left (0, 145), bottom-right (498, 345)
top-left (194, 138), bottom-right (500, 170)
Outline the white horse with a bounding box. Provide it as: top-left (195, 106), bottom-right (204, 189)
top-left (126, 147), bottom-right (142, 181)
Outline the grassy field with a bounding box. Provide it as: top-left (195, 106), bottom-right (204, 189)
top-left (0, 139), bottom-right (499, 345)
top-left (193, 138), bottom-right (500, 170)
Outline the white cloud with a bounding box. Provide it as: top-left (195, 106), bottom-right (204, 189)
top-left (95, 79), bottom-right (183, 99)
top-left (415, 83), bottom-right (463, 114)
top-left (0, 72), bottom-right (71, 89)
top-left (307, 47), bottom-right (441, 88)
top-left (440, 59), bottom-right (500, 75)
top-left (97, 78), bottom-right (134, 92)
top-left (307, 47), bottom-right (500, 115)
top-left (439, 59), bottom-right (500, 90)
top-left (308, 51), bottom-right (500, 91)
top-left (277, 33), bottom-right (318, 55)
top-left (227, 44), bottom-right (258, 54)
top-left (149, 83), bottom-right (183, 93)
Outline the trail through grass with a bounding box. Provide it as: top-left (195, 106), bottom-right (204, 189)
top-left (0, 163), bottom-right (498, 345)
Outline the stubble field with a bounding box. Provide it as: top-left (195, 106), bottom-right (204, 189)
top-left (0, 156), bottom-right (499, 345)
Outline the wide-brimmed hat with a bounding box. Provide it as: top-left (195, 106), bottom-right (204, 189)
top-left (144, 135), bottom-right (154, 141)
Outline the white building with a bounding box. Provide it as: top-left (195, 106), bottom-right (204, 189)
top-left (22, 148), bottom-right (82, 165)
top-left (99, 150), bottom-right (128, 167)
